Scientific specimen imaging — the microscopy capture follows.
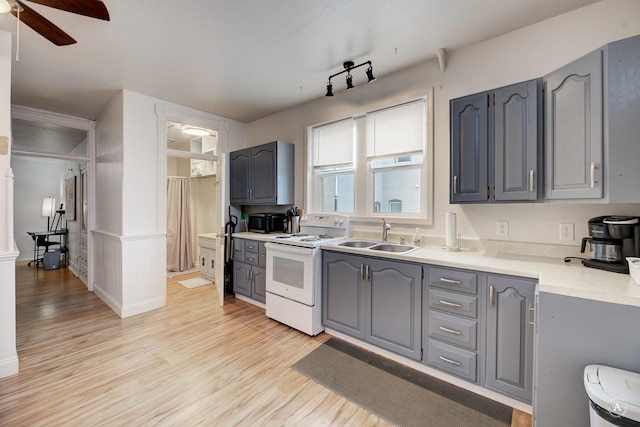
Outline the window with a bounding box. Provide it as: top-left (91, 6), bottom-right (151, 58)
top-left (307, 94), bottom-right (432, 224)
top-left (309, 119), bottom-right (355, 213)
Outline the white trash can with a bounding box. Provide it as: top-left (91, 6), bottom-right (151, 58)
top-left (584, 365), bottom-right (640, 426)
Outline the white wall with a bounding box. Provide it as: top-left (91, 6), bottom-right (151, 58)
top-left (93, 90), bottom-right (246, 317)
top-left (246, 0), bottom-right (640, 247)
top-left (0, 29), bottom-right (18, 378)
top-left (12, 157), bottom-right (65, 261)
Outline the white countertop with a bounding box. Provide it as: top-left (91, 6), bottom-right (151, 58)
top-left (321, 241), bottom-right (640, 308)
top-left (232, 232), bottom-right (640, 308)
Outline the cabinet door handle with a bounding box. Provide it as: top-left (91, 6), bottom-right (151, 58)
top-left (439, 356), bottom-right (461, 366)
top-left (246, 270), bottom-right (250, 282)
top-left (529, 169), bottom-right (534, 192)
top-left (453, 175), bottom-right (458, 194)
top-left (439, 299), bottom-right (462, 308)
top-left (590, 162), bottom-right (597, 188)
top-left (360, 264), bottom-right (365, 280)
top-left (489, 285), bottom-right (494, 308)
top-left (528, 302), bottom-right (535, 326)
top-left (211, 259), bottom-right (214, 269)
top-left (365, 265), bottom-right (370, 282)
top-left (439, 277), bottom-right (462, 285)
top-left (439, 326), bottom-right (462, 335)
top-left (201, 257), bottom-right (205, 266)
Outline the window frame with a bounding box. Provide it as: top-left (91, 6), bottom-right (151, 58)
top-left (306, 89), bottom-right (434, 226)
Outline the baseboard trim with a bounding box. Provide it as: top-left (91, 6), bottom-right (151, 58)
top-left (0, 354), bottom-right (19, 378)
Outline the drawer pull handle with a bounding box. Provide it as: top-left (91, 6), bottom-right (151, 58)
top-left (529, 169), bottom-right (535, 192)
top-left (439, 299), bottom-right (462, 308)
top-left (439, 356), bottom-right (461, 366)
top-left (439, 277), bottom-right (462, 285)
top-left (439, 326), bottom-right (462, 335)
top-left (246, 257), bottom-right (255, 262)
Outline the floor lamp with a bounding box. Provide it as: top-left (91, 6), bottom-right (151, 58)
top-left (42, 197), bottom-right (55, 231)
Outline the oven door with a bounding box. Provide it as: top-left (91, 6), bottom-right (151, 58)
top-left (265, 242), bottom-right (318, 306)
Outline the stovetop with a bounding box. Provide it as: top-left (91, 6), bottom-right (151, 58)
top-left (266, 213), bottom-right (350, 248)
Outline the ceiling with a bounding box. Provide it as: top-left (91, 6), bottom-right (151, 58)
top-left (0, 0), bottom-right (601, 125)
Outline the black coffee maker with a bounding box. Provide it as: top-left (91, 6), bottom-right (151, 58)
top-left (581, 216), bottom-right (640, 273)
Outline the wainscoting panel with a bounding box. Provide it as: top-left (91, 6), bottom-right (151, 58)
top-left (121, 233), bottom-right (166, 318)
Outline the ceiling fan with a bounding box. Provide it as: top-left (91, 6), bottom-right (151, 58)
top-left (0, 0), bottom-right (110, 46)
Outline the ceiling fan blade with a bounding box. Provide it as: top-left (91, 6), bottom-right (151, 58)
top-left (12, 1), bottom-right (76, 46)
top-left (25, 0), bottom-right (110, 21)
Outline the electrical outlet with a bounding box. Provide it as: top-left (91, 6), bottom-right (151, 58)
top-left (497, 221), bottom-right (509, 238)
top-left (560, 223), bottom-right (574, 241)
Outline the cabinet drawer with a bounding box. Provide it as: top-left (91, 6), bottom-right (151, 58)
top-left (244, 253), bottom-right (259, 266)
top-left (427, 339), bottom-right (477, 382)
top-left (429, 288), bottom-right (477, 318)
top-left (429, 267), bottom-right (477, 294)
top-left (428, 311), bottom-right (477, 350)
top-left (245, 240), bottom-right (259, 254)
top-left (233, 239), bottom-right (244, 261)
top-left (258, 241), bottom-right (267, 268)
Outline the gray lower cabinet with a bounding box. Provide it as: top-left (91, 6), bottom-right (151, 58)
top-left (322, 252), bottom-right (366, 339)
top-left (485, 274), bottom-right (535, 403)
top-left (232, 239), bottom-right (266, 303)
top-left (322, 251), bottom-right (422, 360)
top-left (425, 266), bottom-right (481, 382)
top-left (323, 252), bottom-right (537, 404)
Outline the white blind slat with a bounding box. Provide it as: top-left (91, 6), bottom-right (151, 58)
top-left (312, 119), bottom-right (354, 167)
top-left (366, 100), bottom-right (425, 159)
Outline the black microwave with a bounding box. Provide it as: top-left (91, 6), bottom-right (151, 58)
top-left (247, 213), bottom-right (286, 234)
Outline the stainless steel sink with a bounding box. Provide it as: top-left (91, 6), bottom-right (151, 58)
top-left (369, 243), bottom-right (418, 253)
top-left (338, 240), bottom-right (378, 248)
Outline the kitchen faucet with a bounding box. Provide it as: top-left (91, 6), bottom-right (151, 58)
top-left (381, 218), bottom-right (391, 242)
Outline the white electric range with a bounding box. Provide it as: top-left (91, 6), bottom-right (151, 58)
top-left (264, 213), bottom-right (350, 335)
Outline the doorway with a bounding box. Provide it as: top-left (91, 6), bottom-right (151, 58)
top-left (156, 106), bottom-right (228, 307)
top-left (11, 106), bottom-right (95, 290)
top-left (166, 121), bottom-right (218, 277)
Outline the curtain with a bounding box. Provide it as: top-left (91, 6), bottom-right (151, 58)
top-left (167, 177), bottom-right (194, 272)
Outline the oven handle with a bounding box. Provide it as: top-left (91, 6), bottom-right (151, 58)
top-left (265, 242), bottom-right (316, 256)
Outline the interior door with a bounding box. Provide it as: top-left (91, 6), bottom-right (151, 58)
top-left (215, 154), bottom-right (226, 307)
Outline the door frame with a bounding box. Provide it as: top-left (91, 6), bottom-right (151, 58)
top-left (11, 105), bottom-right (95, 290)
top-left (155, 104), bottom-right (229, 306)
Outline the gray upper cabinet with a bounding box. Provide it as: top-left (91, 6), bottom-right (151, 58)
top-left (543, 34), bottom-right (640, 203)
top-left (450, 79), bottom-right (541, 203)
top-left (494, 80), bottom-right (542, 201)
top-left (485, 274), bottom-right (535, 403)
top-left (544, 49), bottom-right (603, 200)
top-left (450, 92), bottom-right (489, 202)
top-left (230, 141), bottom-right (294, 205)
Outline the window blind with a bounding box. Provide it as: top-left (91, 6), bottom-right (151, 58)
top-left (312, 119), bottom-right (354, 168)
top-left (366, 99), bottom-right (425, 159)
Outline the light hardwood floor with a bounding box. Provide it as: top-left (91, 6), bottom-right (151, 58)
top-left (2, 262), bottom-right (530, 426)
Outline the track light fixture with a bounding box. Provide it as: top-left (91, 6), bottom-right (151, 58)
top-left (326, 60), bottom-right (376, 96)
